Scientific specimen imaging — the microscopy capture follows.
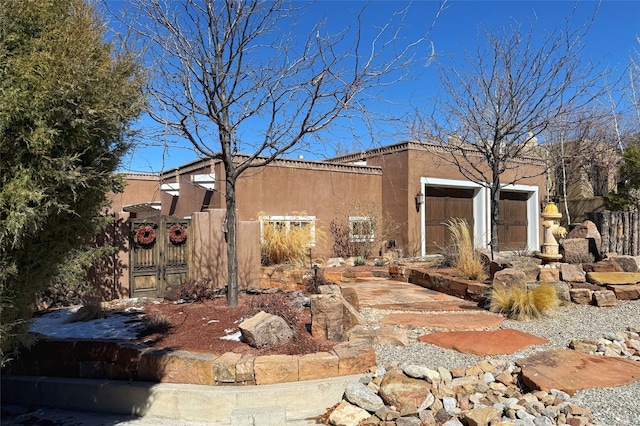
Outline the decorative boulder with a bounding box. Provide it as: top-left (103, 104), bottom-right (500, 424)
top-left (560, 238), bottom-right (592, 264)
top-left (610, 255), bottom-right (640, 273)
top-left (492, 268), bottom-right (527, 293)
top-left (566, 220), bottom-right (601, 259)
top-left (238, 311), bottom-right (293, 348)
top-left (310, 293), bottom-right (344, 341)
top-left (490, 256), bottom-right (540, 281)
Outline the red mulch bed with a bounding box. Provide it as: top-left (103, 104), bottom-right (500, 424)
top-left (125, 292), bottom-right (336, 356)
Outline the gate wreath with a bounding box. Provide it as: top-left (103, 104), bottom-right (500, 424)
top-left (135, 224), bottom-right (156, 245)
top-left (168, 223), bottom-right (187, 245)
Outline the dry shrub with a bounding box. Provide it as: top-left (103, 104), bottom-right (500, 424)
top-left (63, 297), bottom-right (105, 323)
top-left (304, 275), bottom-right (333, 294)
top-left (139, 314), bottom-right (172, 337)
top-left (489, 283), bottom-right (559, 320)
top-left (175, 278), bottom-right (222, 301)
top-left (330, 200), bottom-right (399, 259)
top-left (246, 292), bottom-right (300, 328)
top-left (445, 218), bottom-right (487, 280)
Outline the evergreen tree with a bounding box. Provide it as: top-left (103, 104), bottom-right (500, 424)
top-left (606, 142), bottom-right (640, 211)
top-left (0, 0), bottom-right (145, 360)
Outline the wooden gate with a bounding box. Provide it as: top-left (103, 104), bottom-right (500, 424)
top-left (424, 186), bottom-right (475, 254)
top-left (130, 216), bottom-right (190, 298)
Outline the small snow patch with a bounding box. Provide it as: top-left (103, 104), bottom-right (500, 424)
top-left (30, 308), bottom-right (142, 340)
top-left (220, 331), bottom-right (242, 341)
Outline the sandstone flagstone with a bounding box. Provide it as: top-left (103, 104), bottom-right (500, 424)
top-left (348, 324), bottom-right (408, 346)
top-left (297, 351), bottom-right (339, 381)
top-left (592, 290), bottom-right (616, 307)
top-left (418, 329), bottom-right (548, 356)
top-left (381, 312), bottom-right (504, 331)
top-left (560, 263), bottom-right (586, 282)
top-left (607, 284), bottom-right (640, 300)
top-left (586, 271), bottom-right (640, 285)
top-left (569, 288), bottom-right (592, 305)
top-left (516, 349), bottom-right (640, 395)
top-left (369, 299), bottom-right (482, 312)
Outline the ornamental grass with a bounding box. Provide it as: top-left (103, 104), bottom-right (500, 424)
top-left (445, 218), bottom-right (487, 281)
top-left (261, 222), bottom-right (314, 266)
top-left (489, 283), bottom-right (559, 320)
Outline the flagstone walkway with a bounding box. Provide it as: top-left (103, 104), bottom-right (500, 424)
top-left (340, 278), bottom-right (502, 327)
top-left (339, 277), bottom-right (640, 395)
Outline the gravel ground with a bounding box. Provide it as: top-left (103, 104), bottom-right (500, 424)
top-left (364, 299), bottom-right (640, 426)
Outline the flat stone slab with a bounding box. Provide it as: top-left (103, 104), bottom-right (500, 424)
top-left (340, 280), bottom-right (463, 308)
top-left (371, 300), bottom-right (483, 312)
top-left (586, 272), bottom-right (640, 285)
top-left (516, 349), bottom-right (640, 395)
top-left (381, 312), bottom-right (504, 331)
top-left (418, 329), bottom-right (548, 356)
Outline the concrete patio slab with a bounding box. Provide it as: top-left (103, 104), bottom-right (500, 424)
top-left (418, 329), bottom-right (549, 356)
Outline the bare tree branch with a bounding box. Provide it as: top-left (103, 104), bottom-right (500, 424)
top-left (413, 10), bottom-right (607, 253)
top-left (116, 0), bottom-right (445, 305)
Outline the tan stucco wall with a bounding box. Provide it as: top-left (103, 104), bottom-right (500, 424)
top-left (161, 160), bottom-right (383, 258)
top-left (190, 209), bottom-right (260, 288)
top-left (364, 144), bottom-right (546, 257)
top-left (107, 173), bottom-right (160, 214)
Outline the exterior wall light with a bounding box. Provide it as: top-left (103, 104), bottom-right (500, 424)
top-left (415, 191), bottom-right (424, 212)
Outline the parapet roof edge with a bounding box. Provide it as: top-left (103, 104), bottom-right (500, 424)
top-left (329, 140), bottom-right (545, 165)
top-left (119, 172), bottom-right (160, 180)
top-left (159, 154), bottom-right (382, 178)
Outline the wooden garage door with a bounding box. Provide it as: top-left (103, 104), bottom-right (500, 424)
top-left (497, 191), bottom-right (528, 251)
top-left (424, 187), bottom-right (475, 254)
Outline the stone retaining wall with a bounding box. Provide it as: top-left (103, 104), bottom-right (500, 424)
top-left (7, 339), bottom-right (376, 386)
top-left (391, 265), bottom-right (490, 302)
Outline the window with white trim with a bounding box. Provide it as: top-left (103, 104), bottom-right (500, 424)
top-left (259, 215), bottom-right (316, 246)
top-left (349, 216), bottom-right (374, 243)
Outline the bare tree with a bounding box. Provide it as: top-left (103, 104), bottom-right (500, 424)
top-left (414, 14), bottom-right (605, 254)
top-left (542, 109), bottom-right (623, 224)
top-left (118, 0), bottom-right (444, 306)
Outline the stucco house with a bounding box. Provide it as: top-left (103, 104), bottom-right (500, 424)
top-left (103, 140), bottom-right (545, 299)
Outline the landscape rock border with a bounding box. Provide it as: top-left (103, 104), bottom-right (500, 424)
top-left (7, 338), bottom-right (377, 386)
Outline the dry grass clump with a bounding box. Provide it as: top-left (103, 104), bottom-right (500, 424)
top-left (445, 218), bottom-right (487, 281)
top-left (489, 283), bottom-right (559, 320)
top-left (261, 221), bottom-right (315, 266)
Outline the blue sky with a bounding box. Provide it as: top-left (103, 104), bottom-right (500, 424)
top-left (116, 1), bottom-right (640, 173)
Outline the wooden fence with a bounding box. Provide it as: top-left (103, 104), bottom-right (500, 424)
top-left (586, 211), bottom-right (640, 256)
